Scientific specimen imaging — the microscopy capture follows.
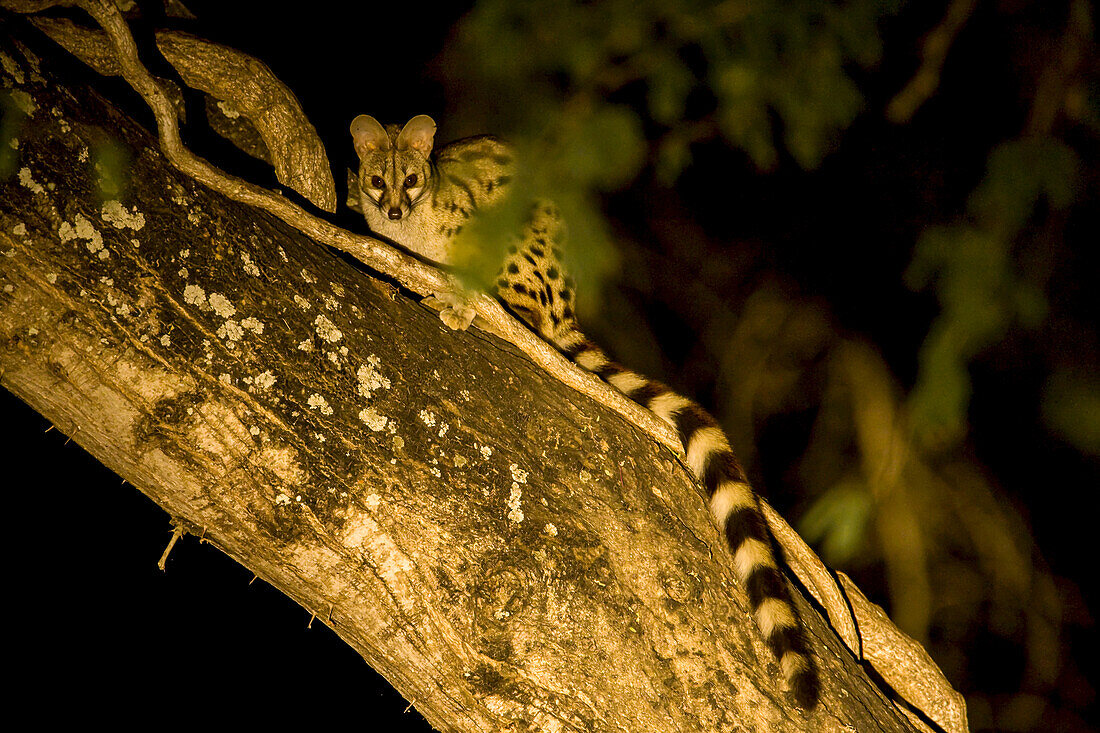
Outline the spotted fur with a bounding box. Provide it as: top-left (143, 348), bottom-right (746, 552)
top-left (351, 115), bottom-right (820, 709)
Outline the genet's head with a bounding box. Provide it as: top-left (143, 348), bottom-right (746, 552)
top-left (350, 114), bottom-right (436, 222)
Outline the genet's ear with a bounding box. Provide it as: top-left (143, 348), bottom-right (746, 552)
top-left (396, 115), bottom-right (436, 155)
top-left (350, 115), bottom-right (390, 158)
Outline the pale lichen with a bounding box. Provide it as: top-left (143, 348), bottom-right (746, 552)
top-left (313, 314), bottom-right (342, 343)
top-left (240, 317), bottom-right (264, 335)
top-left (58, 213), bottom-right (106, 258)
top-left (358, 407), bottom-right (388, 432)
top-left (253, 370), bottom-right (277, 391)
top-left (207, 292), bottom-right (236, 318)
top-left (0, 50), bottom-right (25, 84)
top-left (18, 167), bottom-right (44, 195)
top-left (217, 319), bottom-right (243, 341)
top-left (216, 99), bottom-right (241, 119)
top-left (506, 484), bottom-right (524, 523)
top-left (9, 90), bottom-right (35, 116)
top-left (240, 252), bottom-right (261, 277)
top-left (100, 200), bottom-right (146, 231)
top-left (183, 283), bottom-right (206, 307)
top-left (356, 355), bottom-right (391, 399)
top-left (307, 393), bottom-right (333, 415)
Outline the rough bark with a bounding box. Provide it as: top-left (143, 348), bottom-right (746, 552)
top-left (1, 18), bottom-right (929, 732)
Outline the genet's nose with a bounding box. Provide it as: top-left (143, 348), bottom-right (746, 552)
top-left (387, 207), bottom-right (403, 220)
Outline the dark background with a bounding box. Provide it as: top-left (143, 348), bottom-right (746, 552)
top-left (3, 1), bottom-right (1097, 730)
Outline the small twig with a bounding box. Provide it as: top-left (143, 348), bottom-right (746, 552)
top-left (63, 425), bottom-right (79, 445)
top-left (44, 424), bottom-right (54, 433)
top-left (157, 522), bottom-right (185, 571)
top-left (886, 0), bottom-right (978, 123)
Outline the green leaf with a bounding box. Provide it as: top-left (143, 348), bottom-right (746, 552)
top-left (970, 138), bottom-right (1079, 231)
top-left (655, 132), bottom-right (692, 184)
top-left (91, 138), bottom-right (132, 202)
top-left (647, 57), bottom-right (694, 125)
top-left (559, 106), bottom-right (645, 190)
top-left (905, 225), bottom-right (956, 291)
top-left (799, 479), bottom-right (874, 566)
top-left (0, 91), bottom-right (30, 180)
top-left (908, 321), bottom-right (972, 450)
top-left (1042, 372), bottom-right (1100, 456)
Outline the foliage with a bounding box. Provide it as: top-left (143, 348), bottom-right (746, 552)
top-left (90, 136), bottom-right (131, 201)
top-left (1, 89), bottom-right (131, 201)
top-left (1042, 369), bottom-right (1100, 455)
top-left (0, 89), bottom-right (31, 179)
top-left (905, 137), bottom-right (1078, 450)
top-left (439, 0), bottom-right (898, 304)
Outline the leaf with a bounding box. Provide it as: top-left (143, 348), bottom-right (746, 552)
top-left (908, 321), bottom-right (972, 450)
top-left (904, 225), bottom-right (956, 291)
top-left (647, 57), bottom-right (694, 125)
top-left (1042, 372), bottom-right (1100, 456)
top-left (970, 138), bottom-right (1079, 230)
top-left (655, 132), bottom-right (692, 184)
top-left (559, 106), bottom-right (645, 191)
top-left (91, 138), bottom-right (131, 201)
top-left (799, 479), bottom-right (874, 566)
top-left (0, 90), bottom-right (31, 180)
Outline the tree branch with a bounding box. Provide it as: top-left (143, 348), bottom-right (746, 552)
top-left (1, 10), bottom-right (965, 731)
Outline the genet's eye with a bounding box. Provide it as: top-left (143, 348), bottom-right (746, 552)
top-left (404, 174), bottom-right (418, 188)
top-left (370, 175), bottom-right (385, 189)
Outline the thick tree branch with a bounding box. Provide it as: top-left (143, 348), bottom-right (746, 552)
top-left (1, 12), bottom-right (966, 732)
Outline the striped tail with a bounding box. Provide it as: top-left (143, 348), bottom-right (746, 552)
top-left (555, 326), bottom-right (820, 709)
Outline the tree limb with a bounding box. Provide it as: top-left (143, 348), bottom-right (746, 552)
top-left (1, 9), bottom-right (965, 731)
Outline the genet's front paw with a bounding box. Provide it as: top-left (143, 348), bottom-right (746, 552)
top-left (426, 290), bottom-right (477, 331)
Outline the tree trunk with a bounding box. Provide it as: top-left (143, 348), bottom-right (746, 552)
top-left (1, 18), bottom-right (919, 732)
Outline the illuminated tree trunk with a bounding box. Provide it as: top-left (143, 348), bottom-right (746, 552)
top-left (1, 17), bottom-right (926, 732)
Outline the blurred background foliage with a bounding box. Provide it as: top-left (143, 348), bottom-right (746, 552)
top-left (427, 0), bottom-right (1098, 729)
